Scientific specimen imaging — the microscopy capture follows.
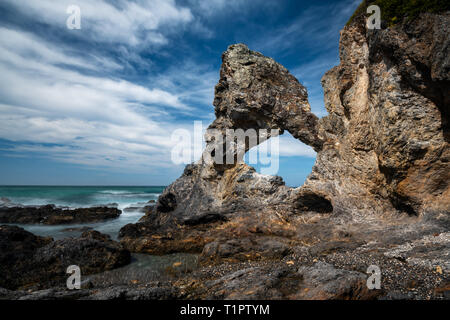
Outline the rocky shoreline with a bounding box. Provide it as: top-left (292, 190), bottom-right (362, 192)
top-left (0, 222), bottom-right (448, 300)
top-left (0, 5), bottom-right (449, 300)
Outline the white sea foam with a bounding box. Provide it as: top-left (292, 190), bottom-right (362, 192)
top-left (98, 190), bottom-right (131, 195)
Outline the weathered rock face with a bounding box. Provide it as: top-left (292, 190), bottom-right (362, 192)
top-left (212, 43), bottom-right (323, 151)
top-left (150, 44), bottom-right (325, 223)
top-left (119, 46), bottom-right (322, 253)
top-left (139, 13), bottom-right (448, 228)
top-left (0, 205), bottom-right (122, 225)
top-left (0, 226), bottom-right (130, 290)
top-left (119, 10), bottom-right (449, 279)
top-left (1, 4), bottom-right (449, 301)
top-left (305, 11), bottom-right (450, 219)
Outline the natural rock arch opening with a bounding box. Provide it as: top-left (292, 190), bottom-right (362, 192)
top-left (243, 131), bottom-right (317, 188)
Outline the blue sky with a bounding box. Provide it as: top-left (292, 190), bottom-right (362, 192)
top-left (0, 0), bottom-right (360, 187)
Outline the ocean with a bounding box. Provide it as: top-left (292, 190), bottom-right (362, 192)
top-left (0, 185), bottom-right (165, 239)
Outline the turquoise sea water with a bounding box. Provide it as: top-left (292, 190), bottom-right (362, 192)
top-left (0, 185), bottom-right (165, 209)
top-left (0, 186), bottom-right (165, 239)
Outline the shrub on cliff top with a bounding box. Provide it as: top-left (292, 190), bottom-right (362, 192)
top-left (347, 0), bottom-right (450, 26)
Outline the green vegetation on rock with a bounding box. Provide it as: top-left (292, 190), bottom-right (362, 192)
top-left (347, 0), bottom-right (450, 26)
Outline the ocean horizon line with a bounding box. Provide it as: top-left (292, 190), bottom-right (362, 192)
top-left (0, 185), bottom-right (167, 188)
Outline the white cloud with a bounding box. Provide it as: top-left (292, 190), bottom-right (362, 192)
top-left (0, 24), bottom-right (203, 172)
top-left (4, 0), bottom-right (193, 46)
top-left (247, 132), bottom-right (316, 160)
top-left (278, 134), bottom-right (316, 157)
top-left (0, 0), bottom-right (322, 179)
top-left (151, 60), bottom-right (218, 108)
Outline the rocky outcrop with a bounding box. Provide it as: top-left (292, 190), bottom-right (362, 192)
top-left (305, 11), bottom-right (450, 219)
top-left (0, 205), bottom-right (122, 224)
top-left (120, 10), bottom-right (448, 257)
top-left (116, 5), bottom-right (450, 300)
top-left (0, 225), bottom-right (130, 290)
top-left (0, 2), bottom-right (448, 301)
top-left (119, 44), bottom-right (318, 255)
top-left (147, 42), bottom-right (324, 223)
top-left (153, 11), bottom-right (450, 221)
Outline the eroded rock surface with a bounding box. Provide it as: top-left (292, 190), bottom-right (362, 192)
top-left (99, 7), bottom-right (450, 300)
top-left (307, 11), bottom-right (450, 219)
top-left (120, 11), bottom-right (448, 261)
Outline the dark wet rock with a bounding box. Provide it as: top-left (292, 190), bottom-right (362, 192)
top-left (0, 205), bottom-right (122, 224)
top-left (308, 241), bottom-right (362, 257)
top-left (0, 225), bottom-right (130, 290)
top-left (433, 282), bottom-right (450, 299)
top-left (80, 230), bottom-right (112, 241)
top-left (0, 287), bottom-right (28, 300)
top-left (157, 192), bottom-right (177, 213)
top-left (31, 232), bottom-right (131, 287)
top-left (119, 221), bottom-right (210, 255)
top-left (120, 202), bottom-right (297, 258)
top-left (123, 201), bottom-right (155, 213)
top-left (17, 288), bottom-right (91, 300)
top-left (0, 225), bottom-right (53, 290)
top-left (2, 283), bottom-right (179, 300)
top-left (181, 261), bottom-right (379, 300)
top-left (142, 205), bottom-right (156, 214)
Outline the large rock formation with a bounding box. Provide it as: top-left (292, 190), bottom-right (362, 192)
top-left (153, 44), bottom-right (323, 221)
top-left (116, 6), bottom-right (449, 300)
top-left (307, 11), bottom-right (450, 219)
top-left (120, 10), bottom-right (448, 249)
top-left (119, 43), bottom-right (322, 254)
top-left (0, 2), bottom-right (448, 301)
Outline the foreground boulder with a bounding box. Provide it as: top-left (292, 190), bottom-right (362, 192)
top-left (183, 262), bottom-right (379, 300)
top-left (0, 205), bottom-right (121, 224)
top-left (0, 225), bottom-right (130, 290)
